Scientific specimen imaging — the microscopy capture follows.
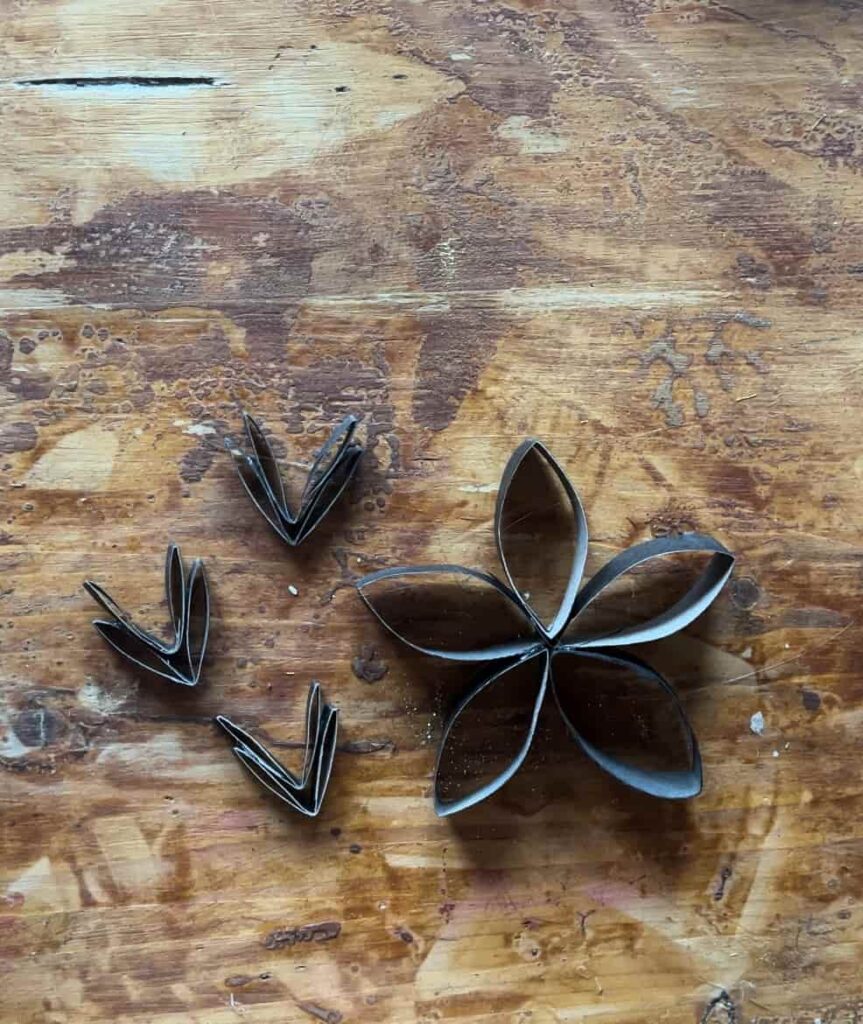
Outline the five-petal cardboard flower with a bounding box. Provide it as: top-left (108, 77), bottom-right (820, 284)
top-left (84, 543), bottom-right (210, 687)
top-left (356, 440), bottom-right (735, 816)
top-left (228, 412), bottom-right (363, 547)
top-left (216, 681), bottom-right (338, 817)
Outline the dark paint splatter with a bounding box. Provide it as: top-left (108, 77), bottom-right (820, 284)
top-left (351, 644), bottom-right (388, 683)
top-left (801, 689), bottom-right (822, 712)
top-left (730, 577), bottom-right (760, 610)
top-left (263, 921), bottom-right (341, 950)
top-left (12, 708), bottom-right (65, 748)
top-left (0, 422), bottom-right (37, 453)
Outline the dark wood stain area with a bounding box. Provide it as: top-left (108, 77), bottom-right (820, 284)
top-left (1, 1), bottom-right (863, 1022)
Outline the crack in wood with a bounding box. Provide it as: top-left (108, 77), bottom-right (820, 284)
top-left (16, 76), bottom-right (222, 88)
top-left (714, 865), bottom-right (732, 901)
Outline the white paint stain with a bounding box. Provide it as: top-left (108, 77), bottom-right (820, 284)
top-left (459, 483), bottom-right (497, 493)
top-left (0, 709), bottom-right (32, 758)
top-left (7, 855), bottom-right (81, 912)
top-left (25, 425), bottom-right (119, 490)
top-left (0, 248), bottom-right (73, 282)
top-left (97, 732), bottom-right (215, 782)
top-left (184, 423), bottom-right (217, 437)
top-left (497, 115), bottom-right (568, 155)
top-left (92, 815), bottom-right (168, 895)
top-left (435, 238), bottom-right (459, 282)
top-left (749, 711), bottom-right (765, 735)
top-left (78, 678), bottom-right (131, 715)
top-left (0, 288), bottom-right (69, 309)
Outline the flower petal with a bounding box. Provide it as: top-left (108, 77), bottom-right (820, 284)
top-left (306, 702), bottom-right (339, 814)
top-left (551, 647), bottom-right (702, 798)
top-left (356, 565), bottom-right (540, 662)
top-left (232, 747), bottom-right (312, 815)
top-left (293, 442), bottom-right (362, 544)
top-left (216, 716), bottom-right (304, 789)
top-left (567, 534), bottom-right (734, 648)
top-left (302, 415), bottom-right (360, 503)
top-left (83, 580), bottom-right (174, 654)
top-left (215, 688), bottom-right (338, 817)
top-left (229, 447), bottom-right (294, 540)
top-left (434, 650), bottom-right (549, 816)
top-left (183, 558), bottom-right (210, 685)
top-left (243, 412), bottom-right (289, 513)
top-left (92, 621), bottom-right (193, 686)
top-left (164, 543), bottom-right (185, 642)
top-left (495, 439), bottom-right (588, 639)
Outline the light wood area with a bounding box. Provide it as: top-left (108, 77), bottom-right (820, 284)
top-left (1, 1), bottom-right (862, 1022)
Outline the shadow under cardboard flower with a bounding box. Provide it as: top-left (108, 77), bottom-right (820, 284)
top-left (356, 440), bottom-right (735, 816)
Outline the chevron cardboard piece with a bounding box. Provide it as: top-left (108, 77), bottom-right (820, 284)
top-left (84, 542), bottom-right (210, 687)
top-left (227, 412), bottom-right (363, 547)
top-left (216, 681), bottom-right (339, 818)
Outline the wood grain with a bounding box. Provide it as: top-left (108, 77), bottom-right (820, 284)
top-left (2, 1), bottom-right (862, 1021)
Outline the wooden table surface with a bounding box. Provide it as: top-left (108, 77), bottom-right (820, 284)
top-left (2, 2), bottom-right (862, 1022)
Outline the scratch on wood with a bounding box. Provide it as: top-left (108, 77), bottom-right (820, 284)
top-left (296, 1001), bottom-right (343, 1024)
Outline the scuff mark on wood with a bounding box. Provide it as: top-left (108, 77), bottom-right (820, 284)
top-left (263, 921), bottom-right (342, 950)
top-left (296, 1000), bottom-right (343, 1024)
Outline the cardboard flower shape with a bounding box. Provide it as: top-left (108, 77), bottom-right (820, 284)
top-left (227, 412), bottom-right (363, 547)
top-left (357, 440), bottom-right (735, 816)
top-left (216, 681), bottom-right (338, 817)
top-left (84, 543), bottom-right (210, 687)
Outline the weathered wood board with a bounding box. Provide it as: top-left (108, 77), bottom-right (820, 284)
top-left (2, 1), bottom-right (863, 1021)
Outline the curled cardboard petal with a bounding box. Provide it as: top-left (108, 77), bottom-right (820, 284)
top-left (84, 543), bottom-right (210, 687)
top-left (84, 580), bottom-right (169, 653)
top-left (215, 681), bottom-right (339, 818)
top-left (165, 542), bottom-right (186, 639)
top-left (303, 415), bottom-right (359, 502)
top-left (243, 412), bottom-right (288, 511)
top-left (293, 442), bottom-right (363, 545)
top-left (184, 559), bottom-right (210, 684)
top-left (92, 621), bottom-right (189, 685)
top-left (495, 439), bottom-right (589, 639)
top-left (567, 534), bottom-right (735, 648)
top-left (551, 647), bottom-right (702, 799)
top-left (229, 412), bottom-right (363, 547)
top-left (357, 564), bottom-right (540, 662)
top-left (434, 650), bottom-right (549, 817)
